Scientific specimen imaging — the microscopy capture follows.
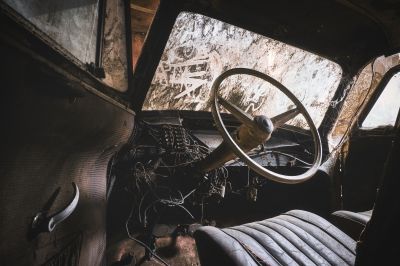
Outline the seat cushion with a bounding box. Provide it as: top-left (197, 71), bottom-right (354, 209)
top-left (194, 210), bottom-right (356, 266)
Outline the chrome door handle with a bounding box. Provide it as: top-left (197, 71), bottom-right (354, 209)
top-left (30, 183), bottom-right (79, 238)
top-left (46, 182), bottom-right (79, 232)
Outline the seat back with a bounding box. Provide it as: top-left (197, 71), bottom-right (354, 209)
top-left (355, 127), bottom-right (400, 265)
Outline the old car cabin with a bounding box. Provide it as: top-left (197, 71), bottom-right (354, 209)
top-left (1, 0), bottom-right (399, 265)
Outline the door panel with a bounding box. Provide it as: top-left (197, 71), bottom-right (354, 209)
top-left (342, 130), bottom-right (395, 211)
top-left (341, 66), bottom-right (400, 212)
top-left (0, 12), bottom-right (134, 266)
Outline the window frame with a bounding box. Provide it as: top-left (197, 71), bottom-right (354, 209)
top-left (0, 0), bottom-right (134, 100)
top-left (357, 65), bottom-right (400, 132)
top-left (142, 11), bottom-right (343, 130)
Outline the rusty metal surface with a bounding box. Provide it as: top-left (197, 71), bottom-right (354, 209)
top-left (329, 54), bottom-right (400, 150)
top-left (130, 0), bottom-right (159, 70)
top-left (0, 22), bottom-right (134, 266)
top-left (102, 0), bottom-right (130, 92)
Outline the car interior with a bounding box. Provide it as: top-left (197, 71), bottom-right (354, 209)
top-left (1, 0), bottom-right (399, 265)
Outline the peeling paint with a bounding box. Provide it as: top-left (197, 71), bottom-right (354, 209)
top-left (329, 53), bottom-right (400, 151)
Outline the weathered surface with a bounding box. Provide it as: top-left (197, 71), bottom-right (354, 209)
top-left (107, 235), bottom-right (200, 266)
top-left (0, 14), bottom-right (135, 265)
top-left (130, 0), bottom-right (159, 69)
top-left (102, 0), bottom-right (129, 92)
top-left (329, 53), bottom-right (400, 150)
top-left (4, 0), bottom-right (99, 63)
top-left (144, 12), bottom-right (342, 128)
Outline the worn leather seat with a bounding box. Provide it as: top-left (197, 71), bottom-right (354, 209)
top-left (195, 128), bottom-right (400, 266)
top-left (332, 210), bottom-right (372, 225)
top-left (331, 210), bottom-right (372, 240)
top-left (195, 209), bottom-right (356, 266)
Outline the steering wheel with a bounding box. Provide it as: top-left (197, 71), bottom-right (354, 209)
top-left (211, 68), bottom-right (322, 184)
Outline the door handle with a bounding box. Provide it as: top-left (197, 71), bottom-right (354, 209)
top-left (46, 182), bottom-right (79, 232)
top-left (29, 183), bottom-right (79, 239)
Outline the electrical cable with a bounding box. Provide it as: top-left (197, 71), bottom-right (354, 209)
top-left (226, 150), bottom-right (313, 166)
top-left (125, 201), bottom-right (170, 266)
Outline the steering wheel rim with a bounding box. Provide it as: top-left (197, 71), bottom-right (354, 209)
top-left (211, 68), bottom-right (322, 184)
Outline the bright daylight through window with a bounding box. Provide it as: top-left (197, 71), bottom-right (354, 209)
top-left (362, 73), bottom-right (400, 128)
top-left (143, 12), bottom-right (342, 129)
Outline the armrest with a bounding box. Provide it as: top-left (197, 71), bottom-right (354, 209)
top-left (330, 210), bottom-right (373, 240)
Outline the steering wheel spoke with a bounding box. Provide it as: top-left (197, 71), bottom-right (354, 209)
top-left (271, 108), bottom-right (300, 128)
top-left (217, 96), bottom-right (255, 128)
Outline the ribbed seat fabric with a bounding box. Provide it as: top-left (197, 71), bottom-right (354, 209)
top-left (332, 210), bottom-right (372, 225)
top-left (194, 210), bottom-right (356, 266)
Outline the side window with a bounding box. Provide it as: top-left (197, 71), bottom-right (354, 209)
top-left (4, 0), bottom-right (99, 64)
top-left (4, 0), bottom-right (132, 92)
top-left (362, 73), bottom-right (400, 128)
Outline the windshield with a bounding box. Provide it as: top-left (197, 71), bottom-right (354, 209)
top-left (143, 12), bottom-right (342, 128)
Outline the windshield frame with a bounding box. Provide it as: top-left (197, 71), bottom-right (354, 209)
top-left (130, 1), bottom-right (381, 153)
top-left (142, 11), bottom-right (344, 130)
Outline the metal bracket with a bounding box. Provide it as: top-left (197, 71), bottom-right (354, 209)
top-left (86, 62), bottom-right (105, 78)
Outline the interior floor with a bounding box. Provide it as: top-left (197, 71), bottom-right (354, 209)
top-left (107, 234), bottom-right (200, 266)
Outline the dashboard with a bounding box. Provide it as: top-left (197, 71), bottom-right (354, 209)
top-left (108, 110), bottom-right (318, 237)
